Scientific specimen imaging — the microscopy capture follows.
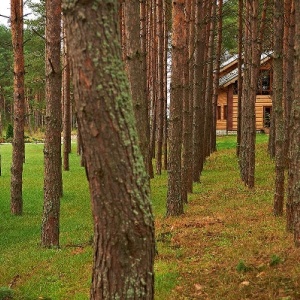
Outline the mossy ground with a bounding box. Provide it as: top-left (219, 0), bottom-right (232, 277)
top-left (1, 134), bottom-right (299, 299)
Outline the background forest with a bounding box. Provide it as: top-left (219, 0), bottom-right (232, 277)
top-left (1, 0), bottom-right (300, 299)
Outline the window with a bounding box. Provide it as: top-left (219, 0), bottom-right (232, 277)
top-left (217, 106), bottom-right (221, 120)
top-left (257, 70), bottom-right (271, 95)
top-left (263, 106), bottom-right (272, 128)
top-left (223, 105), bottom-right (228, 120)
top-left (233, 81), bottom-right (238, 95)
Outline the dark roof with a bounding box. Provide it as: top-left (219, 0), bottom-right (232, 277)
top-left (219, 51), bottom-right (273, 87)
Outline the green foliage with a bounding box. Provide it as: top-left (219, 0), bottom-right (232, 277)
top-left (0, 25), bottom-right (13, 107)
top-left (269, 254), bottom-right (282, 266)
top-left (236, 260), bottom-right (251, 273)
top-left (222, 0), bottom-right (238, 54)
top-left (0, 287), bottom-right (14, 300)
top-left (5, 123), bottom-right (13, 140)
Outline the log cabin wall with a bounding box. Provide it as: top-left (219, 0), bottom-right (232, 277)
top-left (217, 56), bottom-right (273, 133)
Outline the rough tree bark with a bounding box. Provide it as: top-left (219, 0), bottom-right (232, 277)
top-left (286, 0), bottom-right (296, 232)
top-left (41, 0), bottom-right (62, 247)
top-left (62, 24), bottom-right (71, 171)
top-left (124, 0), bottom-right (150, 175)
top-left (10, 0), bottom-right (25, 215)
top-left (155, 0), bottom-right (164, 175)
top-left (166, 0), bottom-right (186, 216)
top-left (273, 0), bottom-right (285, 216)
top-left (237, 0), bottom-right (243, 157)
top-left (62, 0), bottom-right (155, 297)
top-left (287, 0), bottom-right (300, 247)
top-left (193, 0), bottom-right (205, 183)
top-left (182, 0), bottom-right (195, 200)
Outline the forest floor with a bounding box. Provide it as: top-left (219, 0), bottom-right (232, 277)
top-left (1, 134), bottom-right (300, 299)
top-left (154, 135), bottom-right (300, 300)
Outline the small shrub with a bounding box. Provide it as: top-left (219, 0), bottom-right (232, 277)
top-left (0, 287), bottom-right (14, 300)
top-left (269, 254), bottom-right (282, 266)
top-left (6, 124), bottom-right (13, 140)
top-left (236, 260), bottom-right (250, 273)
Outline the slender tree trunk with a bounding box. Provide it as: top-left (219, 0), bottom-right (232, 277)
top-left (163, 12), bottom-right (169, 171)
top-left (181, 0), bottom-right (192, 204)
top-left (10, 0), bottom-right (25, 215)
top-left (182, 0), bottom-right (195, 196)
top-left (167, 0), bottom-right (186, 216)
top-left (148, 0), bottom-right (156, 179)
top-left (62, 0), bottom-right (155, 296)
top-left (236, 0), bottom-right (243, 157)
top-left (123, 0), bottom-right (150, 176)
top-left (41, 0), bottom-right (62, 248)
top-left (155, 0), bottom-right (164, 175)
top-left (62, 24), bottom-right (71, 171)
top-left (193, 0), bottom-right (205, 182)
top-left (212, 0), bottom-right (223, 153)
top-left (273, 0), bottom-right (285, 216)
top-left (287, 0), bottom-right (300, 247)
top-left (286, 0), bottom-right (296, 232)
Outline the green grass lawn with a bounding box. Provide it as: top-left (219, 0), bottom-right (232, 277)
top-left (3, 133), bottom-right (296, 300)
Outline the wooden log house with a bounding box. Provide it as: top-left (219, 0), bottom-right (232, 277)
top-left (217, 53), bottom-right (273, 133)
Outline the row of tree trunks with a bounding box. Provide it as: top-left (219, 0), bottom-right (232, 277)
top-left (166, 0), bottom-right (223, 216)
top-left (239, 0), bottom-right (268, 188)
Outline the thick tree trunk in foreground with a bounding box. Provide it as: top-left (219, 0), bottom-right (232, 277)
top-left (10, 0), bottom-right (25, 215)
top-left (62, 0), bottom-right (155, 297)
top-left (167, 0), bottom-right (186, 216)
top-left (41, 0), bottom-right (62, 247)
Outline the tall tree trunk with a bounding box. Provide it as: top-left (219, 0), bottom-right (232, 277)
top-left (212, 0), bottom-right (223, 153)
top-left (155, 0), bottom-right (164, 175)
top-left (163, 11), bottom-right (169, 171)
top-left (236, 0), bottom-right (243, 157)
top-left (193, 0), bottom-right (205, 182)
top-left (62, 0), bottom-right (155, 296)
top-left (124, 0), bottom-right (150, 176)
top-left (286, 0), bottom-right (296, 232)
top-left (62, 24), bottom-right (71, 171)
top-left (41, 0), bottom-right (62, 248)
top-left (239, 0), bottom-right (268, 188)
top-left (167, 0), bottom-right (186, 216)
top-left (287, 0), bottom-right (300, 247)
top-left (182, 0), bottom-right (195, 197)
top-left (10, 0), bottom-right (25, 215)
top-left (181, 0), bottom-right (192, 203)
top-left (273, 0), bottom-right (285, 216)
top-left (148, 0), bottom-right (156, 179)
